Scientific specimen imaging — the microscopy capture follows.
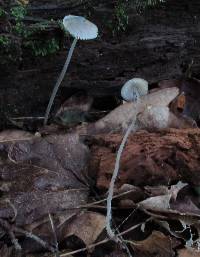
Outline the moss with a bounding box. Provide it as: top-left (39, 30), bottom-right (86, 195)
top-left (0, 35), bottom-right (10, 46)
top-left (10, 5), bottom-right (26, 21)
top-left (0, 7), bottom-right (6, 18)
top-left (114, 1), bottom-right (129, 32)
top-left (7, 4), bottom-right (60, 57)
top-left (24, 38), bottom-right (60, 57)
top-left (108, 1), bottom-right (129, 35)
top-left (0, 35), bottom-right (21, 65)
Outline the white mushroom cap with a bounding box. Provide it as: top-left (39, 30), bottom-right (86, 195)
top-left (121, 78), bottom-right (148, 102)
top-left (63, 15), bottom-right (98, 40)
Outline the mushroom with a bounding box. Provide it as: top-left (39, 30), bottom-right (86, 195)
top-left (121, 78), bottom-right (148, 102)
top-left (44, 15), bottom-right (98, 125)
top-left (106, 77), bottom-right (149, 241)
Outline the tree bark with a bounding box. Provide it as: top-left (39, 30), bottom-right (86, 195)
top-left (1, 0), bottom-right (200, 129)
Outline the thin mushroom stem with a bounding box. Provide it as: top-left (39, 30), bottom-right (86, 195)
top-left (106, 92), bottom-right (140, 241)
top-left (44, 38), bottom-right (78, 125)
top-left (106, 118), bottom-right (137, 240)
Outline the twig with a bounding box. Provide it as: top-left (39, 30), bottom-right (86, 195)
top-left (49, 213), bottom-right (60, 257)
top-left (115, 208), bottom-right (138, 232)
top-left (76, 188), bottom-right (138, 209)
top-left (4, 199), bottom-right (17, 222)
top-left (0, 219), bottom-right (21, 251)
top-left (60, 220), bottom-right (150, 257)
top-left (14, 227), bottom-right (55, 252)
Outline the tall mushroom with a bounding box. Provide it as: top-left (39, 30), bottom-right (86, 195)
top-left (106, 78), bottom-right (149, 241)
top-left (44, 15), bottom-right (98, 125)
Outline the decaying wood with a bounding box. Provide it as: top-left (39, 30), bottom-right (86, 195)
top-left (88, 128), bottom-right (200, 190)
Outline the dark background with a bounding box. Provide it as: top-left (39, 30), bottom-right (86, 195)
top-left (1, 0), bottom-right (200, 129)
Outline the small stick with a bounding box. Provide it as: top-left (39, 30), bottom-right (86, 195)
top-left (14, 227), bottom-right (55, 252)
top-left (60, 220), bottom-right (149, 257)
top-left (49, 213), bottom-right (60, 257)
top-left (0, 219), bottom-right (21, 250)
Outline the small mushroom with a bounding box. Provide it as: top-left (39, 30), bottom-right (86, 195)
top-left (44, 15), bottom-right (98, 125)
top-left (106, 77), bottom-right (149, 241)
top-left (121, 78), bottom-right (148, 102)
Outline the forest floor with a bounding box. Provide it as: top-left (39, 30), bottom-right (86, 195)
top-left (1, 77), bottom-right (200, 257)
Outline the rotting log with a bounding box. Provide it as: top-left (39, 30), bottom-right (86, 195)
top-left (1, 0), bottom-right (200, 129)
top-left (87, 128), bottom-right (200, 191)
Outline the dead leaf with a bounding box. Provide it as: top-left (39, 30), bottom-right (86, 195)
top-left (8, 116), bottom-right (44, 130)
top-left (138, 106), bottom-right (170, 130)
top-left (181, 78), bottom-right (200, 123)
top-left (8, 133), bottom-right (90, 186)
top-left (129, 231), bottom-right (176, 257)
top-left (0, 245), bottom-right (21, 257)
top-left (55, 94), bottom-right (93, 127)
top-left (105, 248), bottom-right (128, 257)
top-left (170, 92), bottom-right (186, 113)
top-left (158, 79), bottom-right (182, 89)
top-left (60, 211), bottom-right (106, 246)
top-left (0, 130), bottom-right (34, 143)
top-left (168, 112), bottom-right (197, 129)
top-left (17, 0), bottom-right (29, 5)
top-left (159, 78), bottom-right (200, 125)
top-left (0, 132), bottom-right (90, 226)
top-left (178, 248), bottom-right (200, 257)
top-left (83, 87), bottom-right (179, 134)
top-left (118, 184), bottom-right (147, 203)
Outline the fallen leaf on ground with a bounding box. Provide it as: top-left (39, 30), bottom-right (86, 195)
top-left (178, 248), bottom-right (200, 257)
top-left (83, 87), bottom-right (179, 134)
top-left (55, 94), bottom-right (93, 127)
top-left (158, 79), bottom-right (181, 89)
top-left (138, 105), bottom-right (195, 130)
top-left (181, 78), bottom-right (200, 123)
top-left (0, 130), bottom-right (34, 143)
top-left (0, 245), bottom-right (21, 257)
top-left (129, 231), bottom-right (177, 257)
top-left (139, 182), bottom-right (187, 211)
top-left (59, 211), bottom-right (106, 246)
top-left (0, 131), bottom-right (90, 252)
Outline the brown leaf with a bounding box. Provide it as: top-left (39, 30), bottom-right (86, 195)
top-left (0, 245), bottom-right (21, 257)
top-left (181, 78), bottom-right (200, 123)
top-left (168, 112), bottom-right (197, 129)
top-left (84, 87), bottom-right (179, 134)
top-left (140, 182), bottom-right (187, 212)
top-left (139, 194), bottom-right (171, 211)
top-left (0, 130), bottom-right (34, 143)
top-left (0, 132), bottom-right (90, 226)
top-left (60, 211), bottom-right (106, 246)
top-left (138, 106), bottom-right (170, 130)
top-left (178, 248), bottom-right (200, 257)
top-left (129, 231), bottom-right (176, 257)
top-left (160, 78), bottom-right (200, 124)
top-left (55, 94), bottom-right (93, 127)
top-left (105, 248), bottom-right (128, 257)
top-left (8, 133), bottom-right (90, 187)
top-left (158, 79), bottom-right (182, 89)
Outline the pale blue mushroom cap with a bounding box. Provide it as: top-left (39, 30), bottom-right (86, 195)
top-left (63, 15), bottom-right (98, 40)
top-left (121, 78), bottom-right (148, 102)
